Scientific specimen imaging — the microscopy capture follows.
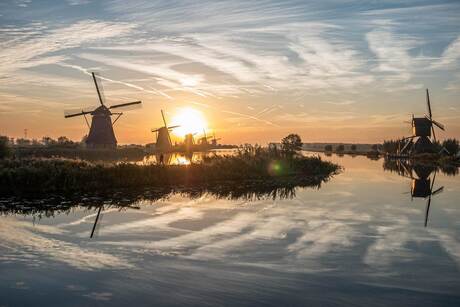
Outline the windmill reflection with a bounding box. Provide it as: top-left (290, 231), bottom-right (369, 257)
top-left (390, 160), bottom-right (444, 227)
top-left (90, 206), bottom-right (103, 238)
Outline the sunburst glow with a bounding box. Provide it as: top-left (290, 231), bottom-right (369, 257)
top-left (170, 107), bottom-right (208, 137)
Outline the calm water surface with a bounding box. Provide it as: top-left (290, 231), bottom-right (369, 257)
top-left (1, 153), bottom-right (459, 306)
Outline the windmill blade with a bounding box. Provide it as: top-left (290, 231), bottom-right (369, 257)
top-left (167, 125), bottom-right (180, 130)
top-left (432, 186), bottom-right (444, 196)
top-left (90, 206), bottom-right (103, 238)
top-left (92, 72), bottom-right (106, 106)
top-left (431, 119), bottom-right (445, 131)
top-left (64, 110), bottom-right (93, 118)
top-left (151, 128), bottom-right (161, 132)
top-left (161, 110), bottom-right (167, 127)
top-left (424, 196), bottom-right (431, 227)
top-left (430, 170), bottom-right (437, 191)
top-left (432, 125), bottom-right (437, 143)
top-left (426, 88), bottom-right (432, 119)
top-left (109, 100), bottom-right (142, 110)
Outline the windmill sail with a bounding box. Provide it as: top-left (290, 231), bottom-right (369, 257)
top-left (109, 101), bottom-right (142, 110)
top-left (92, 72), bottom-right (106, 106)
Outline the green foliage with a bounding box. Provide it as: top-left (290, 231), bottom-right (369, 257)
top-left (324, 145), bottom-right (333, 152)
top-left (281, 134), bottom-right (302, 155)
top-left (442, 138), bottom-right (459, 156)
top-left (0, 136), bottom-right (11, 159)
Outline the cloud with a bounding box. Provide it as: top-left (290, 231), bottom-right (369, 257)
top-left (0, 20), bottom-right (136, 78)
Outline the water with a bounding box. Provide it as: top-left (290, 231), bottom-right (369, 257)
top-left (1, 153), bottom-right (459, 306)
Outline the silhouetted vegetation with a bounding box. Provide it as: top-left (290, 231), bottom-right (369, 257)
top-left (350, 144), bottom-right (357, 151)
top-left (281, 133), bottom-right (302, 155)
top-left (324, 145), bottom-right (333, 152)
top-left (382, 139), bottom-right (405, 154)
top-left (336, 144), bottom-right (345, 152)
top-left (0, 136), bottom-right (11, 159)
top-left (442, 138), bottom-right (459, 156)
top-left (0, 144), bottom-right (340, 196)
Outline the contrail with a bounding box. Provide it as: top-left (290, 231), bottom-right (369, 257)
top-left (58, 63), bottom-right (173, 99)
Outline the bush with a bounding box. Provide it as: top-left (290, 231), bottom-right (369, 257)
top-left (350, 144), bottom-right (357, 151)
top-left (324, 145), bottom-right (333, 152)
top-left (336, 145), bottom-right (345, 152)
top-left (442, 138), bottom-right (459, 156)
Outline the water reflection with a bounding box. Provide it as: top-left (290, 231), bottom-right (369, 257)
top-left (140, 149), bottom-right (236, 165)
top-left (383, 159), bottom-right (453, 227)
top-left (1, 154), bottom-right (459, 306)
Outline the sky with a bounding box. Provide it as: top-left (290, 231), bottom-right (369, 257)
top-left (0, 0), bottom-right (459, 145)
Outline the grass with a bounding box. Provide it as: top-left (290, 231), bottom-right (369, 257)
top-left (0, 146), bottom-right (340, 196)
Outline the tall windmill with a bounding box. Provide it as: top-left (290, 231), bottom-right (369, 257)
top-left (400, 89), bottom-right (445, 154)
top-left (151, 110), bottom-right (179, 152)
top-left (64, 72), bottom-right (142, 148)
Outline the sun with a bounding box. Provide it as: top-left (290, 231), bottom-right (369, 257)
top-left (170, 107), bottom-right (208, 137)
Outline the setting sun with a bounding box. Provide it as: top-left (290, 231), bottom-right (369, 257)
top-left (170, 107), bottom-right (208, 137)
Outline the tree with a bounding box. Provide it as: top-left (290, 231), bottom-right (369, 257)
top-left (350, 144), bottom-right (357, 151)
top-left (281, 134), bottom-right (302, 155)
top-left (0, 136), bottom-right (11, 159)
top-left (336, 144), bottom-right (345, 152)
top-left (371, 144), bottom-right (379, 152)
top-left (442, 138), bottom-right (459, 156)
top-left (15, 138), bottom-right (31, 146)
top-left (324, 145), bottom-right (333, 152)
top-left (42, 136), bottom-right (56, 146)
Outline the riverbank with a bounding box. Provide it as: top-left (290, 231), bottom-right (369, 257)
top-left (0, 148), bottom-right (340, 196)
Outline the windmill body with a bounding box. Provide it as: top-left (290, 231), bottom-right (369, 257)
top-left (151, 110), bottom-right (179, 152)
top-left (184, 133), bottom-right (195, 152)
top-left (64, 72), bottom-right (142, 149)
top-left (86, 106), bottom-right (117, 148)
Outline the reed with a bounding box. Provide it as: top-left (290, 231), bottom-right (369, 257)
top-left (0, 146), bottom-right (340, 195)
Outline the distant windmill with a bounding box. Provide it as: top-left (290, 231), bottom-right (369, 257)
top-left (184, 133), bottom-right (196, 152)
top-left (211, 132), bottom-right (221, 146)
top-left (400, 89), bottom-right (446, 155)
top-left (151, 110), bottom-right (179, 152)
top-left (198, 129), bottom-right (212, 146)
top-left (64, 72), bottom-right (142, 148)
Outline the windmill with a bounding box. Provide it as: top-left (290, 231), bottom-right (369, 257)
top-left (64, 72), bottom-right (142, 148)
top-left (198, 129), bottom-right (212, 146)
top-left (211, 132), bottom-right (221, 147)
top-left (400, 89), bottom-right (445, 155)
top-left (184, 133), bottom-right (196, 152)
top-left (398, 161), bottom-right (444, 227)
top-left (151, 110), bottom-right (179, 152)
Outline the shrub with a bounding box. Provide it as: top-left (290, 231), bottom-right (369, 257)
top-left (350, 144), bottom-right (357, 151)
top-left (442, 138), bottom-right (459, 156)
top-left (324, 145), bottom-right (333, 152)
top-left (336, 144), bottom-right (345, 152)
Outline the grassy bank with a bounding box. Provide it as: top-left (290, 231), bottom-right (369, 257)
top-left (0, 147), bottom-right (340, 196)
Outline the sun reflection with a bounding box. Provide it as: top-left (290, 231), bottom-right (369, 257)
top-left (171, 107), bottom-right (207, 137)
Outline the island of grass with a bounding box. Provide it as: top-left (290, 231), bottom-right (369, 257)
top-left (0, 136), bottom-right (340, 196)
